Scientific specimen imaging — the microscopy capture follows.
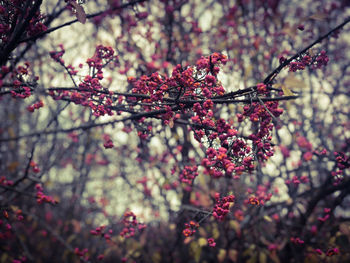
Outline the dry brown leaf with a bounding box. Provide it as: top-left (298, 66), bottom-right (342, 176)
top-left (70, 1), bottom-right (86, 24)
top-left (309, 12), bottom-right (328, 21)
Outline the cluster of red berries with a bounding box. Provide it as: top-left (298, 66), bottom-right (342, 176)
top-left (212, 193), bottom-right (235, 221)
top-left (119, 211), bottom-right (146, 238)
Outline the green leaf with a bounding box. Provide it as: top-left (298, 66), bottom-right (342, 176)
top-left (217, 249), bottom-right (226, 262)
top-left (281, 85), bottom-right (294, 96)
top-left (259, 251), bottom-right (267, 263)
top-left (190, 242), bottom-right (202, 263)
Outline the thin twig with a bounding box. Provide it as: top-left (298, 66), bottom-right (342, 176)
top-left (263, 17), bottom-right (350, 84)
top-left (19, 0), bottom-right (149, 44)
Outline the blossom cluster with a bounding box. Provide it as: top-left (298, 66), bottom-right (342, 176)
top-left (136, 176), bottom-right (152, 196)
top-left (30, 161), bottom-right (40, 173)
top-left (207, 237), bottom-right (216, 247)
top-left (90, 225), bottom-right (113, 241)
top-left (0, 219), bottom-right (12, 239)
top-left (314, 247), bottom-right (339, 257)
top-left (179, 165), bottom-right (198, 185)
top-left (119, 211), bottom-right (146, 238)
top-left (0, 176), bottom-right (14, 187)
top-left (74, 247), bottom-right (89, 261)
top-left (130, 53), bottom-right (227, 111)
top-left (201, 142), bottom-right (251, 179)
top-left (334, 151), bottom-right (349, 170)
top-left (239, 99), bottom-right (284, 161)
top-left (0, 1), bottom-right (47, 45)
top-left (317, 207), bottom-right (331, 222)
top-left (182, 220), bottom-right (199, 237)
top-left (290, 237), bottom-right (304, 245)
top-left (103, 134), bottom-right (114, 149)
top-left (27, 100), bottom-right (44, 112)
top-left (245, 184), bottom-right (273, 206)
top-left (119, 65), bottom-right (284, 182)
top-left (121, 53), bottom-right (229, 141)
top-left (49, 44), bottom-right (65, 64)
top-left (1, 207), bottom-right (23, 225)
top-left (288, 55), bottom-right (312, 72)
top-left (49, 45), bottom-right (117, 117)
top-left (1, 62), bottom-right (39, 100)
top-left (285, 175), bottom-right (309, 186)
top-left (10, 86), bottom-right (32, 99)
top-left (332, 149), bottom-right (349, 184)
top-left (11, 257), bottom-right (27, 263)
top-left (212, 193), bottom-right (235, 221)
top-left (35, 184), bottom-right (57, 205)
top-left (286, 51), bottom-right (329, 72)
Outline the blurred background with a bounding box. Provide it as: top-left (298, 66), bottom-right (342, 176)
top-left (0, 0), bottom-right (350, 262)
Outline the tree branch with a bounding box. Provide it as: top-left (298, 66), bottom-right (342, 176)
top-left (263, 17), bottom-right (350, 84)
